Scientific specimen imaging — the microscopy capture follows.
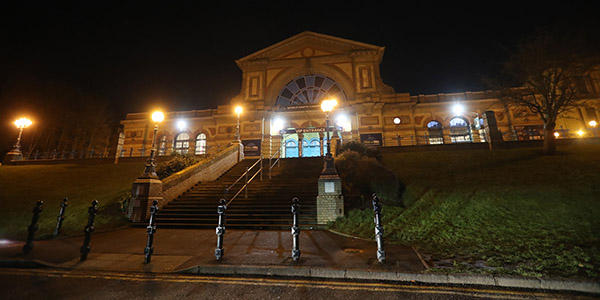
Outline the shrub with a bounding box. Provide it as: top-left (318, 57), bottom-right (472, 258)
top-left (337, 141), bottom-right (383, 162)
top-left (335, 150), bottom-right (404, 207)
top-left (156, 154), bottom-right (199, 179)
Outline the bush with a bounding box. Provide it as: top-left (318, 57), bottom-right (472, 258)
top-left (335, 150), bottom-right (404, 207)
top-left (156, 154), bottom-right (199, 179)
top-left (337, 141), bottom-right (383, 162)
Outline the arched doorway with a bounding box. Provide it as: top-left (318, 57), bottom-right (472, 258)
top-left (284, 139), bottom-right (298, 158)
top-left (427, 121), bottom-right (444, 144)
top-left (449, 117), bottom-right (472, 143)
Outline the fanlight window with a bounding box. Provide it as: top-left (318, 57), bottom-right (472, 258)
top-left (195, 133), bottom-right (207, 155)
top-left (276, 74), bottom-right (347, 107)
top-left (174, 132), bottom-right (190, 154)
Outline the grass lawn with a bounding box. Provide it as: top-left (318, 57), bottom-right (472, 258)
top-left (0, 161), bottom-right (145, 240)
top-left (331, 144), bottom-right (600, 279)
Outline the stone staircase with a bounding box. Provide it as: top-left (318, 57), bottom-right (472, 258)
top-left (155, 157), bottom-right (323, 230)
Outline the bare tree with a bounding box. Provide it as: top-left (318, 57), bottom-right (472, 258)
top-left (494, 30), bottom-right (599, 154)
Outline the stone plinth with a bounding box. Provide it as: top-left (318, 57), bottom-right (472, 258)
top-left (128, 178), bottom-right (163, 222)
top-left (483, 110), bottom-right (505, 150)
top-left (3, 149), bottom-right (23, 165)
top-left (316, 174), bottom-right (344, 225)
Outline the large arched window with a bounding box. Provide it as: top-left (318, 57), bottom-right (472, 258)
top-left (276, 74), bottom-right (347, 107)
top-left (449, 117), bottom-right (472, 143)
top-left (427, 121), bottom-right (443, 144)
top-left (158, 135), bottom-right (167, 156)
top-left (174, 132), bottom-right (190, 154)
top-left (195, 133), bottom-right (207, 155)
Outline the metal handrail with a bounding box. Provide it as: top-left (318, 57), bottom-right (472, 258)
top-left (268, 147), bottom-right (281, 179)
top-left (224, 157), bottom-right (263, 207)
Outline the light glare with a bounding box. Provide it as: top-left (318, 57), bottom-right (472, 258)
top-left (14, 118), bottom-right (32, 129)
top-left (321, 99), bottom-right (338, 113)
top-left (452, 104), bottom-right (464, 115)
top-left (235, 106), bottom-right (243, 115)
top-left (151, 111), bottom-right (164, 123)
top-left (177, 120), bottom-right (187, 130)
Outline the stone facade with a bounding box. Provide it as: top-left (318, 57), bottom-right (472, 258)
top-left (119, 31), bottom-right (600, 161)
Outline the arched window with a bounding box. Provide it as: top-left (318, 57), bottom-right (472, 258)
top-left (427, 121), bottom-right (443, 144)
top-left (195, 133), bottom-right (207, 155)
top-left (276, 74), bottom-right (347, 107)
top-left (449, 117), bottom-right (472, 143)
top-left (158, 135), bottom-right (167, 156)
top-left (284, 139), bottom-right (298, 158)
top-left (174, 132), bottom-right (190, 154)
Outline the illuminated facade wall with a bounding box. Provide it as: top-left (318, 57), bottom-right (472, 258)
top-left (119, 32), bottom-right (600, 158)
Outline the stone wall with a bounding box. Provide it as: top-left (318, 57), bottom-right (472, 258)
top-left (160, 143), bottom-right (242, 207)
top-left (316, 176), bottom-right (344, 225)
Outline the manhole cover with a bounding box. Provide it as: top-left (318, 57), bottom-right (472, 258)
top-left (343, 248), bottom-right (364, 254)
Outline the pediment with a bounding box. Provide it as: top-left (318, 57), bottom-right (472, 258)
top-left (236, 31), bottom-right (384, 67)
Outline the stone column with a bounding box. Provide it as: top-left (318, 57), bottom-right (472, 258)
top-left (484, 110), bottom-right (505, 150)
top-left (298, 133), bottom-right (304, 158)
top-left (128, 177), bottom-right (163, 222)
top-left (316, 174), bottom-right (344, 225)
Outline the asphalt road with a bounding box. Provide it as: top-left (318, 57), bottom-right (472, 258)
top-left (0, 268), bottom-right (594, 300)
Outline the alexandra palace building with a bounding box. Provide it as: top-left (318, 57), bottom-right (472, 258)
top-left (118, 32), bottom-right (600, 159)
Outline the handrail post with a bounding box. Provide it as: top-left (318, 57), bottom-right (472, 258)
top-left (260, 156), bottom-right (263, 181)
top-left (245, 167), bottom-right (249, 199)
top-left (269, 156), bottom-right (272, 180)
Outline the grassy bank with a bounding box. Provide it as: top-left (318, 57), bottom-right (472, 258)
top-left (0, 162), bottom-right (145, 240)
top-left (331, 144), bottom-right (600, 279)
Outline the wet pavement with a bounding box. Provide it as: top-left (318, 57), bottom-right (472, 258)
top-left (0, 228), bottom-right (426, 273)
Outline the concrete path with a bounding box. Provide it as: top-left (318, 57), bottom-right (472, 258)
top-left (0, 228), bottom-right (598, 295)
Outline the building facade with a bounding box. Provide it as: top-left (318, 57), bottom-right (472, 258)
top-left (119, 32), bottom-right (600, 158)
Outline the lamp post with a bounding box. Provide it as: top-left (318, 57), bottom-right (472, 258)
top-left (141, 111), bottom-right (164, 178)
top-left (234, 106), bottom-right (243, 143)
top-left (321, 99), bottom-right (337, 174)
top-left (4, 118), bottom-right (33, 163)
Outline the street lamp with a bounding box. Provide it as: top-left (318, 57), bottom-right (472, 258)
top-left (4, 117), bottom-right (33, 163)
top-left (234, 106), bottom-right (243, 142)
top-left (321, 99), bottom-right (337, 155)
top-left (141, 111), bottom-right (164, 178)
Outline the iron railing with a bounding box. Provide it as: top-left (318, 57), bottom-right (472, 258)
top-left (224, 157), bottom-right (263, 206)
top-left (268, 147), bottom-right (281, 179)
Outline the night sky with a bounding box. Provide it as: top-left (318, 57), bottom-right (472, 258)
top-left (1, 1), bottom-right (599, 122)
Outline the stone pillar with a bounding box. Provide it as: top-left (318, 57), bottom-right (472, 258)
top-left (298, 133), bottom-right (304, 158)
top-left (316, 174), bottom-right (344, 225)
top-left (128, 178), bottom-right (163, 222)
top-left (483, 110), bottom-right (504, 150)
top-left (319, 132), bottom-right (324, 157)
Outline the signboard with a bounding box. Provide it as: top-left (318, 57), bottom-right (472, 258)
top-left (360, 133), bottom-right (382, 147)
top-left (242, 139), bottom-right (261, 156)
top-left (280, 126), bottom-right (343, 135)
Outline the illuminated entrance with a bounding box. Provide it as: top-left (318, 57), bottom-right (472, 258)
top-left (281, 131), bottom-right (329, 158)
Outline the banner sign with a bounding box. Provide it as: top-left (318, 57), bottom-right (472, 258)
top-left (360, 133), bottom-right (382, 147)
top-left (242, 139), bottom-right (261, 156)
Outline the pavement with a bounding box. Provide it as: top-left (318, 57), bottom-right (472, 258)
top-left (0, 227), bottom-right (598, 295)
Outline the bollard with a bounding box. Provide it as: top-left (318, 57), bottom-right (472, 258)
top-left (23, 200), bottom-right (43, 254)
top-left (291, 197), bottom-right (301, 261)
top-left (80, 200), bottom-right (99, 261)
top-left (54, 198), bottom-right (68, 237)
top-left (372, 194), bottom-right (385, 263)
top-left (144, 200), bottom-right (159, 263)
top-left (215, 199), bottom-right (226, 260)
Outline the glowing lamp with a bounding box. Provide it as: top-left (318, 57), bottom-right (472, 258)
top-left (15, 118), bottom-right (32, 129)
top-left (151, 111), bottom-right (164, 123)
top-left (177, 120), bottom-right (187, 130)
top-left (589, 120), bottom-right (597, 127)
top-left (321, 99), bottom-right (338, 113)
top-left (235, 106), bottom-right (243, 115)
top-left (553, 132), bottom-right (560, 138)
top-left (577, 130), bottom-right (585, 136)
top-left (393, 117), bottom-right (401, 125)
top-left (452, 104), bottom-right (464, 115)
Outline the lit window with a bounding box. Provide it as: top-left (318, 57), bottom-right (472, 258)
top-left (158, 135), bottom-right (167, 156)
top-left (174, 132), bottom-right (190, 154)
top-left (449, 117), bottom-right (472, 143)
top-left (195, 133), bottom-right (207, 155)
top-left (427, 121), bottom-right (443, 144)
